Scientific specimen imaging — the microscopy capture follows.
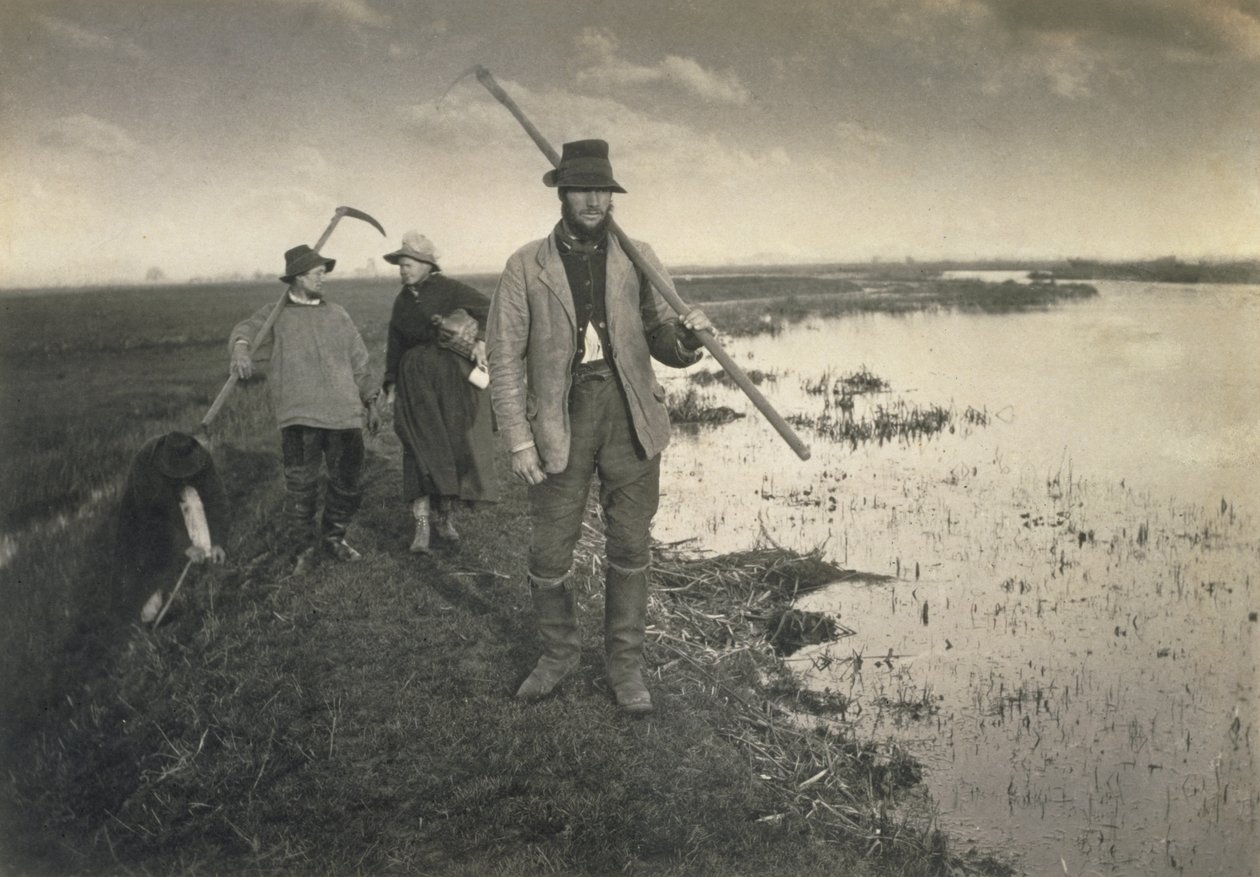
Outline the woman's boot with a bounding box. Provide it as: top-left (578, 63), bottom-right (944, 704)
top-left (409, 497), bottom-right (431, 554)
top-left (432, 496), bottom-right (460, 543)
top-left (605, 566), bottom-right (653, 714)
top-left (516, 582), bottom-right (581, 699)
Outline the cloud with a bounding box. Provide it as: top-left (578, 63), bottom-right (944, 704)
top-left (840, 0), bottom-right (1105, 98)
top-left (981, 0), bottom-right (1260, 60)
top-left (573, 28), bottom-right (751, 105)
top-left (833, 121), bottom-right (899, 152)
top-left (37, 114), bottom-right (145, 159)
top-left (401, 77), bottom-right (855, 240)
top-left (291, 146), bottom-right (331, 180)
top-left (262, 0), bottom-right (388, 28)
top-left (35, 13), bottom-right (146, 60)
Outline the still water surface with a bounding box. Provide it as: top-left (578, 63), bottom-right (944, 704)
top-left (654, 280), bottom-right (1260, 876)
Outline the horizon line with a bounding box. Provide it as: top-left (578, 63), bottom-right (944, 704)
top-left (4, 254), bottom-right (1260, 292)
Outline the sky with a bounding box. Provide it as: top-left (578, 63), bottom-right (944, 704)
top-left (1, 0), bottom-right (1257, 287)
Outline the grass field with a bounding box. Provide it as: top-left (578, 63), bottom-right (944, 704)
top-left (0, 270), bottom-right (1086, 875)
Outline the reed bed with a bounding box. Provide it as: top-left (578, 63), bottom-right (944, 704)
top-left (667, 386), bottom-right (745, 425)
top-left (687, 367), bottom-right (777, 387)
top-left (790, 400), bottom-right (964, 448)
top-left (701, 278), bottom-right (1098, 337)
top-left (570, 515), bottom-right (1005, 874)
top-left (647, 546), bottom-right (988, 874)
top-left (803, 365), bottom-right (891, 397)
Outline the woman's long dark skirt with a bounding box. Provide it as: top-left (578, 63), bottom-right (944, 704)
top-left (394, 343), bottom-right (499, 504)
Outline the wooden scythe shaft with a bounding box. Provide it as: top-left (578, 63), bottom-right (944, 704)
top-left (200, 288), bottom-right (289, 430)
top-left (471, 67), bottom-right (811, 461)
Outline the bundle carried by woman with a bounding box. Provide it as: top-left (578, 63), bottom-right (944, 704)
top-left (432, 309), bottom-right (480, 361)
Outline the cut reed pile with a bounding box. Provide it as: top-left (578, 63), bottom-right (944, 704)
top-left (575, 520), bottom-right (1005, 875)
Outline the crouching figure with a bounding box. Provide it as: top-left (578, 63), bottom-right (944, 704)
top-left (115, 431), bottom-right (228, 623)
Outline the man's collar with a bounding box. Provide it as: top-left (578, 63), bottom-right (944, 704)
top-left (287, 291), bottom-right (323, 306)
top-left (554, 220), bottom-right (607, 255)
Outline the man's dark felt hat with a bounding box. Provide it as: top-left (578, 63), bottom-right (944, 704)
top-left (280, 244), bottom-right (336, 283)
top-left (543, 139), bottom-right (627, 193)
top-left (153, 431), bottom-right (212, 480)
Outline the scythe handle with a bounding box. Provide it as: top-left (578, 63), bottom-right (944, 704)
top-left (608, 218), bottom-right (811, 460)
top-left (471, 67), bottom-right (810, 460)
top-left (153, 558), bottom-right (194, 628)
top-left (475, 69), bottom-right (562, 166)
top-left (200, 287), bottom-right (290, 429)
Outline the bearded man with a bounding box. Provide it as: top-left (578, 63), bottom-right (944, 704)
top-left (486, 139), bottom-right (713, 714)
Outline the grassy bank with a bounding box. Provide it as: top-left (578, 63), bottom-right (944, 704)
top-left (0, 274), bottom-right (1078, 875)
top-left (0, 396), bottom-right (989, 876)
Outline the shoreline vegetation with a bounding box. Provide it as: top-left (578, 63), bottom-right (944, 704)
top-left (2, 254), bottom-right (1255, 293)
top-left (1, 271), bottom-right (1096, 875)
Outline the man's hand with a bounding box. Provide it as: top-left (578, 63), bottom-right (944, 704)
top-left (230, 342), bottom-right (253, 380)
top-left (511, 446), bottom-right (547, 485)
top-left (679, 308), bottom-right (714, 350)
top-left (365, 398), bottom-right (382, 436)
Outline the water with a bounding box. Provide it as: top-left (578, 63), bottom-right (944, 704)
top-left (941, 269), bottom-right (1043, 284)
top-left (653, 280), bottom-right (1260, 876)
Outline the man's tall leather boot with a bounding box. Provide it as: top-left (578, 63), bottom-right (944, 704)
top-left (605, 566), bottom-right (653, 715)
top-left (515, 583), bottom-right (581, 699)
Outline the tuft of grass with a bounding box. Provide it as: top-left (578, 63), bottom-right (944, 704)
top-left (802, 366), bottom-right (891, 398)
top-left (666, 387), bottom-right (744, 425)
top-left (687, 367), bottom-right (776, 388)
top-left (790, 400), bottom-right (972, 449)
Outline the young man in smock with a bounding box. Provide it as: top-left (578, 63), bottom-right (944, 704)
top-left (229, 245), bottom-right (381, 572)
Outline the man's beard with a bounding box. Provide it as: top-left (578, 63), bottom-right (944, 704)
top-left (561, 200), bottom-right (614, 242)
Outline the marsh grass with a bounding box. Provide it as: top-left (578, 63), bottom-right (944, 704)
top-left (697, 278), bottom-right (1097, 337)
top-left (802, 366), bottom-right (891, 398)
top-left (687, 367), bottom-right (776, 388)
top-left (666, 387), bottom-right (744, 425)
top-left (791, 400), bottom-right (964, 449)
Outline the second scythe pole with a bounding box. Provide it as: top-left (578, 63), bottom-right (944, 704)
top-left (469, 66), bottom-right (811, 461)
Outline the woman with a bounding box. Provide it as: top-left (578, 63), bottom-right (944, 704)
top-left (383, 232), bottom-right (498, 553)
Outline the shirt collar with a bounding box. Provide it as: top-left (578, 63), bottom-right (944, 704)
top-left (286, 291), bottom-right (323, 306)
top-left (554, 220), bottom-right (607, 256)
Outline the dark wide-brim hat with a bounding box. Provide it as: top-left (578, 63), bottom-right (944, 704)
top-left (280, 244), bottom-right (336, 283)
top-left (543, 139), bottom-right (627, 193)
top-left (153, 431), bottom-right (212, 480)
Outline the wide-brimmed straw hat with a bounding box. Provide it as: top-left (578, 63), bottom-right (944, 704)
top-left (280, 244), bottom-right (336, 283)
top-left (542, 139), bottom-right (627, 193)
top-left (153, 431), bottom-right (212, 480)
top-left (383, 231), bottom-right (441, 270)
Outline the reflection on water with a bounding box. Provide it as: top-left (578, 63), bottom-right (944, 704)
top-left (653, 281), bottom-right (1260, 875)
